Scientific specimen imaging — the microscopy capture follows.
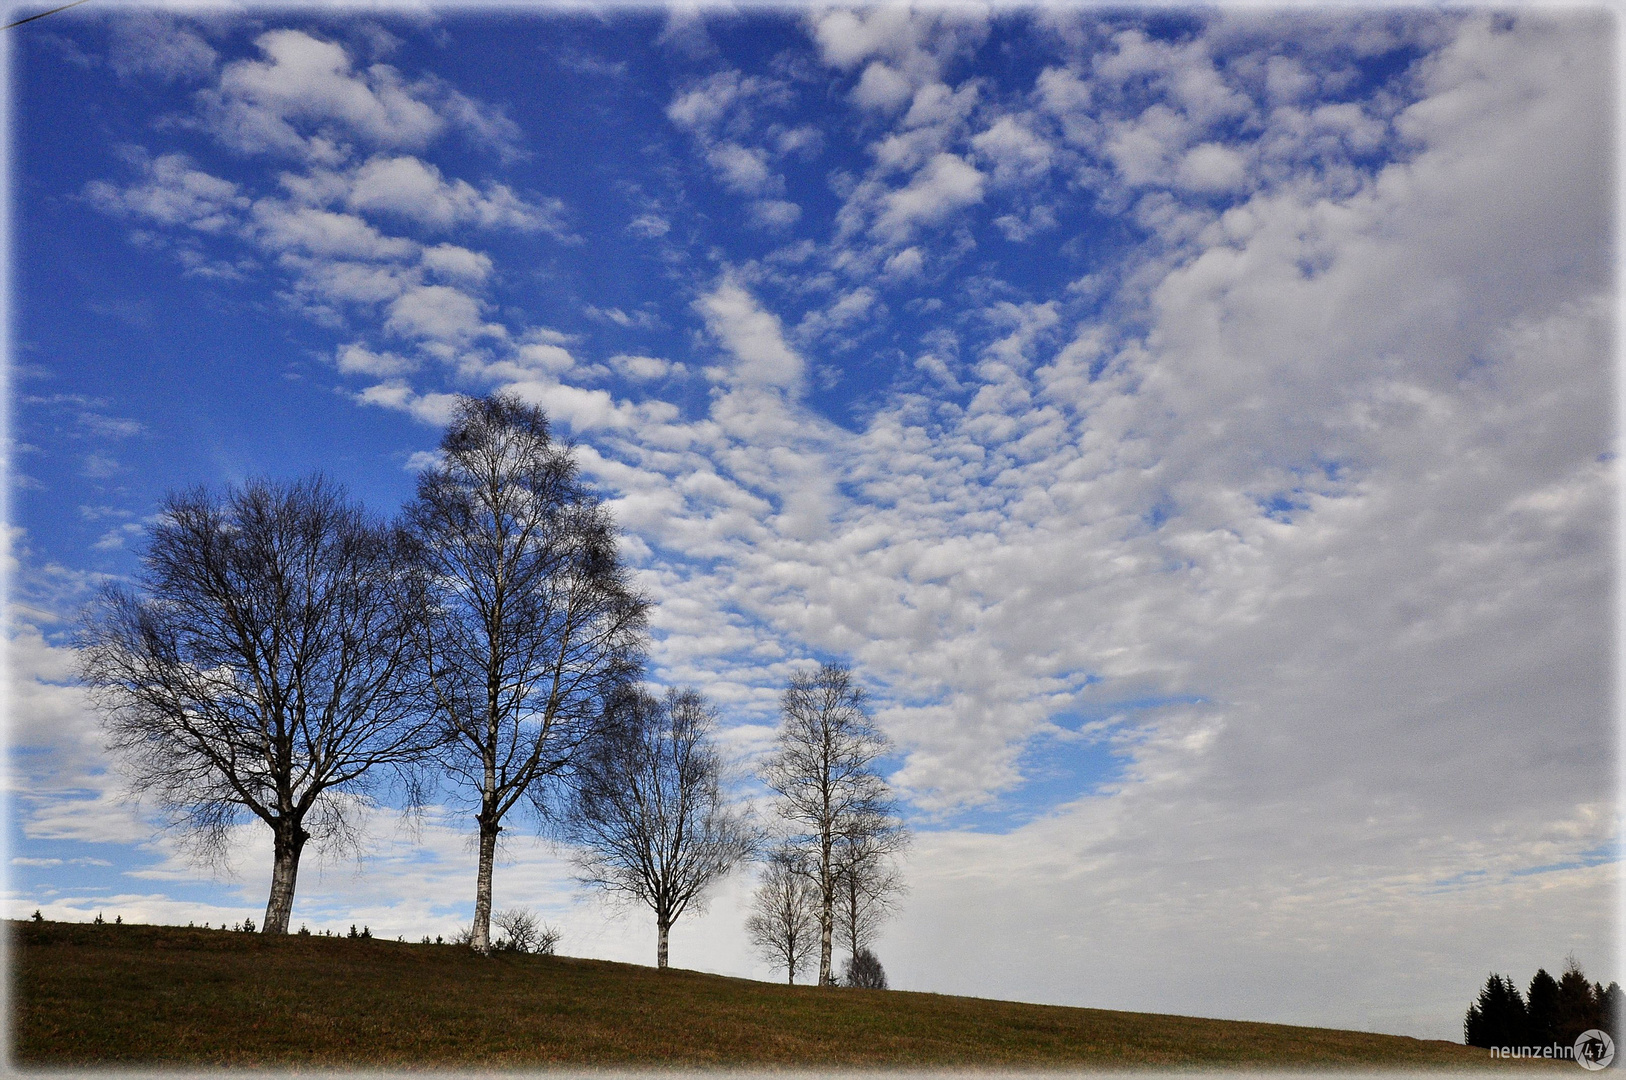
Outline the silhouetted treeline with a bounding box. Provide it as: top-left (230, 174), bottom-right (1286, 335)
top-left (1464, 956), bottom-right (1621, 1049)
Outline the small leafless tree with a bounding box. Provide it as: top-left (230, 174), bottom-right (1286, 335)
top-left (404, 394), bottom-right (648, 954)
top-left (833, 820), bottom-right (908, 970)
top-left (745, 847), bottom-right (819, 985)
top-left (759, 663), bottom-right (904, 985)
top-left (79, 476), bottom-right (433, 934)
top-left (569, 686), bottom-right (759, 969)
top-left (492, 907), bottom-right (559, 954)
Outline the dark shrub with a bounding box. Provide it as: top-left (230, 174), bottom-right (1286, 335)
top-left (843, 948), bottom-right (887, 990)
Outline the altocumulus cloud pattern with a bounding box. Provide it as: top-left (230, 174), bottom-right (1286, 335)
top-left (9, 5), bottom-right (1614, 1042)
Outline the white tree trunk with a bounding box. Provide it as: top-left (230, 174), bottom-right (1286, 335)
top-left (262, 821), bottom-right (307, 934)
top-left (472, 813), bottom-right (497, 954)
top-left (818, 864), bottom-right (835, 986)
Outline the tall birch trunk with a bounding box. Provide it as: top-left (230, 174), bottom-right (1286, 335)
top-left (818, 855), bottom-right (835, 986)
top-left (472, 809), bottom-right (498, 954)
top-left (657, 918), bottom-right (670, 969)
top-left (262, 820), bottom-right (308, 934)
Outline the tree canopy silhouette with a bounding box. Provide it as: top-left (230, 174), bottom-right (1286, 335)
top-left (568, 685), bottom-right (759, 969)
top-left (405, 394), bottom-right (648, 953)
top-left (81, 475), bottom-right (433, 933)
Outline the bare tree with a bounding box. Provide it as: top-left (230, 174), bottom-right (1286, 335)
top-left (759, 663), bottom-right (904, 986)
top-left (80, 476), bottom-right (432, 934)
top-left (492, 907), bottom-right (559, 954)
top-left (833, 821), bottom-right (907, 971)
top-left (569, 686), bottom-right (759, 969)
top-left (745, 847), bottom-right (819, 985)
top-left (405, 394), bottom-right (647, 954)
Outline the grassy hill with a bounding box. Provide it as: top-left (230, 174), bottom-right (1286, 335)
top-left (13, 920), bottom-right (1557, 1069)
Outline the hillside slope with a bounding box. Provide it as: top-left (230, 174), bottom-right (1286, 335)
top-left (12, 921), bottom-right (1553, 1069)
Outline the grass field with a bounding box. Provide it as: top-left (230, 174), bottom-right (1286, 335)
top-left (12, 920), bottom-right (1560, 1069)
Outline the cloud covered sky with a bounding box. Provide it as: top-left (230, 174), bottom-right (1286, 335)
top-left (6, 3), bottom-right (1616, 1041)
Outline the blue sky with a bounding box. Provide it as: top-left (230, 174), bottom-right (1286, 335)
top-left (6, 3), bottom-right (1617, 1041)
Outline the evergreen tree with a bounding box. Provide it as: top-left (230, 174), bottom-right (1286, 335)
top-left (1465, 974), bottom-right (1528, 1048)
top-left (1526, 968), bottom-right (1560, 1048)
top-left (1599, 982), bottom-right (1622, 1039)
top-left (1465, 980), bottom-right (1489, 1048)
top-left (1555, 956), bottom-right (1601, 1046)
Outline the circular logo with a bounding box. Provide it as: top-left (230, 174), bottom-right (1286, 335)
top-left (1575, 1030), bottom-right (1615, 1071)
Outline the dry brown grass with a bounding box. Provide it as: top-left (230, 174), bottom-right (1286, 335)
top-left (12, 920), bottom-right (1562, 1069)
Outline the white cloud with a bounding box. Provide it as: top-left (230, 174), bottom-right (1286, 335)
top-left (971, 116), bottom-right (1053, 187)
top-left (901, 80), bottom-right (979, 132)
top-left (707, 142), bottom-right (779, 197)
top-left (609, 354), bottom-right (684, 381)
top-left (200, 29), bottom-right (444, 160)
top-left (992, 203), bottom-right (1057, 242)
top-left (108, 13), bottom-right (217, 84)
top-left (1176, 141), bottom-right (1249, 192)
top-left (84, 152), bottom-right (248, 233)
top-left (695, 279), bottom-right (805, 393)
top-left (433, 85), bottom-right (525, 160)
top-left (1093, 28), bottom-right (1252, 128)
top-left (250, 201), bottom-right (416, 260)
top-left (277, 256), bottom-right (417, 308)
top-left (747, 199), bottom-right (801, 230)
top-left (884, 246), bottom-right (924, 278)
top-left (91, 523), bottom-right (144, 550)
top-left (345, 155), bottom-right (562, 233)
top-left (773, 124), bottom-right (823, 158)
top-left (1035, 65), bottom-right (1092, 134)
top-left (403, 449), bottom-right (442, 472)
top-left (797, 286), bottom-right (879, 343)
top-left (1263, 54), bottom-right (1316, 103)
top-left (384, 285), bottom-right (502, 344)
top-left (335, 342), bottom-right (418, 377)
top-left (872, 153), bottom-right (985, 242)
top-left (669, 76), bottom-right (797, 211)
top-left (1102, 104), bottom-right (1191, 188)
top-left (585, 305), bottom-right (661, 330)
top-left (419, 243), bottom-right (492, 284)
top-left (354, 381), bottom-right (462, 424)
top-left (853, 61), bottom-right (914, 113)
top-left (185, 28), bottom-right (525, 166)
top-left (6, 613), bottom-right (153, 845)
top-left (667, 70), bottom-right (780, 136)
top-left (87, 44), bottom-right (555, 328)
top-left (510, 342), bottom-right (576, 376)
top-left (809, 7), bottom-right (987, 86)
top-left (626, 213), bottom-right (670, 238)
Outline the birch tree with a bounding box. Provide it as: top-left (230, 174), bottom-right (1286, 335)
top-left (759, 663), bottom-right (903, 986)
top-left (406, 394), bottom-right (647, 954)
top-left (833, 820), bottom-right (907, 972)
top-left (745, 846), bottom-right (819, 985)
top-left (80, 476), bottom-right (432, 934)
top-left (568, 686), bottom-right (759, 969)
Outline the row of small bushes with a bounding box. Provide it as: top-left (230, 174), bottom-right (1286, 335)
top-left (30, 907), bottom-right (557, 954)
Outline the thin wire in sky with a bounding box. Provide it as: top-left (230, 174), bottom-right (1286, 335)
top-left (4, 0), bottom-right (93, 31)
